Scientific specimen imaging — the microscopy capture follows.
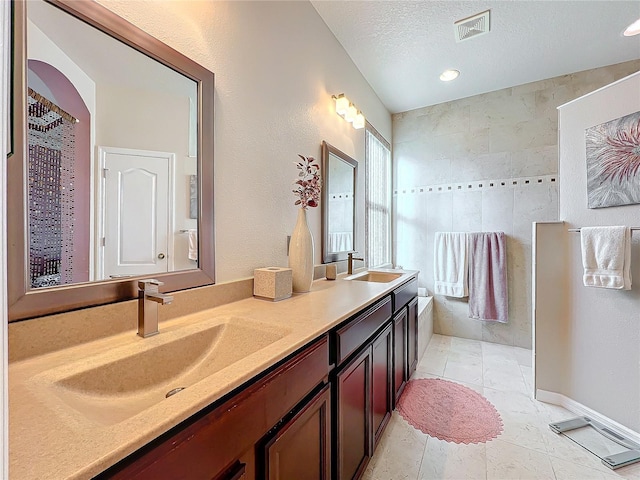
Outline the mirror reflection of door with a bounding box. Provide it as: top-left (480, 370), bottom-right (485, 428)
top-left (100, 148), bottom-right (173, 279)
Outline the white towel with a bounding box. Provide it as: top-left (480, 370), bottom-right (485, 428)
top-left (188, 229), bottom-right (198, 261)
top-left (581, 226), bottom-right (631, 290)
top-left (328, 232), bottom-right (353, 252)
top-left (433, 232), bottom-right (468, 297)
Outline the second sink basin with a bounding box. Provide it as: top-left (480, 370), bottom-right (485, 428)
top-left (36, 317), bottom-right (290, 425)
top-left (348, 271), bottom-right (403, 283)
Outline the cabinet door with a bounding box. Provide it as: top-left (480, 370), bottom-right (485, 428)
top-left (261, 385), bottom-right (331, 480)
top-left (336, 347), bottom-right (371, 480)
top-left (407, 298), bottom-right (419, 376)
top-left (393, 309), bottom-right (408, 406)
top-left (371, 323), bottom-right (393, 450)
top-left (213, 459), bottom-right (250, 480)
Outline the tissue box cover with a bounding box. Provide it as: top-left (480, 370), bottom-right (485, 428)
top-left (253, 267), bottom-right (293, 301)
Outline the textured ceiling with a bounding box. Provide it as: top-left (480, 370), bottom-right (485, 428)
top-left (311, 1), bottom-right (640, 114)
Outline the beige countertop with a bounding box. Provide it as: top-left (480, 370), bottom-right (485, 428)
top-left (9, 269), bottom-right (417, 480)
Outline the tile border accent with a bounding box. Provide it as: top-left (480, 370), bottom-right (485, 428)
top-left (394, 174), bottom-right (558, 196)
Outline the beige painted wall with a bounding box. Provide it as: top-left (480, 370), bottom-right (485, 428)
top-left (532, 222), bottom-right (569, 395)
top-left (392, 60), bottom-right (640, 349)
top-left (97, 0), bottom-right (392, 281)
top-left (557, 70), bottom-right (640, 432)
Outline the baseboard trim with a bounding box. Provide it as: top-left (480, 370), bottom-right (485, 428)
top-left (536, 389), bottom-right (640, 446)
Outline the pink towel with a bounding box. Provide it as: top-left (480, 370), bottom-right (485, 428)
top-left (467, 232), bottom-right (508, 323)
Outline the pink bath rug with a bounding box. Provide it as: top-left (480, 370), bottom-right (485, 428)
top-left (397, 378), bottom-right (503, 444)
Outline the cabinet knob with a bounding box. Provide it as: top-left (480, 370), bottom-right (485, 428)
top-left (157, 253), bottom-right (165, 259)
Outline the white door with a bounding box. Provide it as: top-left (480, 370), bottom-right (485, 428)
top-left (99, 147), bottom-right (174, 279)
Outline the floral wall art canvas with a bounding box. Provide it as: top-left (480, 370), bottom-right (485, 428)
top-left (585, 110), bottom-right (640, 208)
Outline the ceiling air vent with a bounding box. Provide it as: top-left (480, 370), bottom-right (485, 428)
top-left (454, 10), bottom-right (490, 42)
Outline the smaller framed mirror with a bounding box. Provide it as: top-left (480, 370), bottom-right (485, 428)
top-left (321, 141), bottom-right (358, 263)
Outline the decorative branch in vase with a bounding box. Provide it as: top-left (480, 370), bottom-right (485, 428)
top-left (293, 154), bottom-right (321, 209)
top-left (289, 155), bottom-right (321, 293)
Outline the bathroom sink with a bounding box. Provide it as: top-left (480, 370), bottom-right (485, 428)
top-left (348, 271), bottom-right (403, 283)
top-left (38, 317), bottom-right (289, 425)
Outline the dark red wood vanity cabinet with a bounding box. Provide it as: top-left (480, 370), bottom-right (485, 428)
top-left (333, 296), bottom-right (394, 480)
top-left (407, 297), bottom-right (419, 377)
top-left (335, 345), bottom-right (371, 480)
top-left (97, 335), bottom-right (330, 480)
top-left (392, 282), bottom-right (419, 408)
top-left (392, 308), bottom-right (408, 405)
top-left (371, 323), bottom-right (393, 449)
top-left (259, 384), bottom-right (332, 480)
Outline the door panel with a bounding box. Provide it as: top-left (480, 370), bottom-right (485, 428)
top-left (101, 147), bottom-right (173, 279)
top-left (336, 348), bottom-right (371, 480)
top-left (262, 385), bottom-right (331, 480)
top-left (371, 323), bottom-right (392, 450)
top-left (393, 309), bottom-right (408, 406)
top-left (408, 298), bottom-right (419, 376)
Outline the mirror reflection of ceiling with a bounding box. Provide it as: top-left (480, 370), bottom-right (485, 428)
top-left (311, 1), bottom-right (640, 113)
top-left (28, 0), bottom-right (195, 99)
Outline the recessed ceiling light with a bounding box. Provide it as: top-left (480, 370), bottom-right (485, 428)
top-left (624, 18), bottom-right (640, 36)
top-left (440, 69), bottom-right (460, 82)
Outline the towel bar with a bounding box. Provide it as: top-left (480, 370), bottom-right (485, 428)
top-left (568, 227), bottom-right (640, 232)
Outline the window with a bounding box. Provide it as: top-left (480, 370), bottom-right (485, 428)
top-left (365, 124), bottom-right (392, 268)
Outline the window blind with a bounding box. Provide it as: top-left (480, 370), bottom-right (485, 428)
top-left (365, 124), bottom-right (391, 268)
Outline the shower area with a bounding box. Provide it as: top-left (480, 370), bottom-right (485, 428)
top-left (391, 85), bottom-right (560, 351)
top-left (390, 62), bottom-right (640, 353)
top-left (27, 88), bottom-right (78, 287)
top-left (26, 60), bottom-right (91, 289)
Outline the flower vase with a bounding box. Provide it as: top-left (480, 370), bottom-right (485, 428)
top-left (289, 208), bottom-right (314, 293)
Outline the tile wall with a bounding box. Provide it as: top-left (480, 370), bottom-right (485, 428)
top-left (391, 60), bottom-right (640, 348)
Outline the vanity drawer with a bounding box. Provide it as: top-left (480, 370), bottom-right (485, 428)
top-left (101, 335), bottom-right (330, 479)
top-left (392, 277), bottom-right (418, 314)
top-left (333, 296), bottom-right (392, 365)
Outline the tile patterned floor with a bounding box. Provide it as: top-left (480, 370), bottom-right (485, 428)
top-left (363, 334), bottom-right (640, 480)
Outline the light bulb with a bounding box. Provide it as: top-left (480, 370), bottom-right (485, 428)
top-left (334, 94), bottom-right (349, 116)
top-left (624, 18), bottom-right (640, 36)
top-left (353, 112), bottom-right (365, 129)
top-left (439, 69), bottom-right (460, 82)
top-left (345, 104), bottom-right (357, 122)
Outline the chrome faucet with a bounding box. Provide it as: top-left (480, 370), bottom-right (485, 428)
top-left (347, 252), bottom-right (364, 275)
top-left (138, 279), bottom-right (174, 338)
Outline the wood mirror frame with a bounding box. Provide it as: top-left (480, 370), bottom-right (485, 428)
top-left (321, 141), bottom-right (358, 264)
top-left (8, 0), bottom-right (215, 321)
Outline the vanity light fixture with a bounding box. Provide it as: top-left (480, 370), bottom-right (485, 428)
top-left (353, 112), bottom-right (365, 129)
top-left (440, 69), bottom-right (460, 82)
top-left (332, 93), bottom-right (366, 130)
top-left (344, 103), bottom-right (358, 123)
top-left (334, 93), bottom-right (350, 115)
top-left (624, 17), bottom-right (640, 36)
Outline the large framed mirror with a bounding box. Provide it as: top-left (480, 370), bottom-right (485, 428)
top-left (321, 141), bottom-right (357, 263)
top-left (8, 0), bottom-right (215, 321)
